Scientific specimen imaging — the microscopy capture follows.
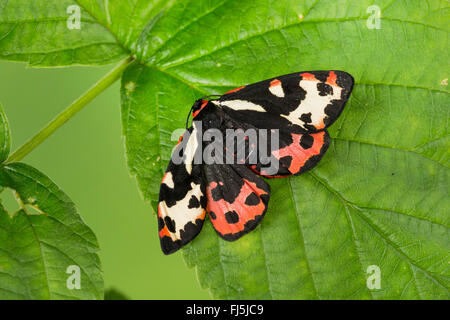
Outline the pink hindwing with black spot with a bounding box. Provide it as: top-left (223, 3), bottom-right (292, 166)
top-left (158, 71), bottom-right (354, 254)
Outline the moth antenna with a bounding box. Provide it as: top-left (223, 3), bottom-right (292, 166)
top-left (185, 102), bottom-right (196, 129)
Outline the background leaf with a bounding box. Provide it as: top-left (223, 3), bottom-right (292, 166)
top-left (104, 287), bottom-right (129, 300)
top-left (0, 163), bottom-right (103, 299)
top-left (120, 0), bottom-right (449, 299)
top-left (0, 0), bottom-right (126, 66)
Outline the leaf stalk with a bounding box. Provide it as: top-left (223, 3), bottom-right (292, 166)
top-left (6, 56), bottom-right (134, 164)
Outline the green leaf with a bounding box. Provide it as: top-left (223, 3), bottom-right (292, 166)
top-left (120, 0), bottom-right (449, 299)
top-left (0, 163), bottom-right (103, 299)
top-left (0, 0), bottom-right (126, 66)
top-left (0, 103), bottom-right (10, 163)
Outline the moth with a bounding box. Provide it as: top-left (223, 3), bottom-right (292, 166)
top-left (158, 71), bottom-right (354, 254)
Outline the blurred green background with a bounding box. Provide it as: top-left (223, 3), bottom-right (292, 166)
top-left (0, 60), bottom-right (210, 299)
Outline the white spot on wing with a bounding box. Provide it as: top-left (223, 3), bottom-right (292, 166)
top-left (162, 172), bottom-right (174, 188)
top-left (219, 100), bottom-right (266, 112)
top-left (269, 79), bottom-right (285, 97)
top-left (183, 124), bottom-right (199, 174)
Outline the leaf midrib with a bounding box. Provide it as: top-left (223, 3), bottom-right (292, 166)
top-left (0, 17), bottom-right (100, 24)
top-left (74, 0), bottom-right (130, 55)
top-left (1, 42), bottom-right (121, 56)
top-left (286, 177), bottom-right (320, 299)
top-left (258, 220), bottom-right (274, 299)
top-left (342, 205), bottom-right (374, 299)
top-left (21, 201), bottom-right (101, 299)
top-left (24, 213), bottom-right (51, 300)
top-left (39, 239), bottom-right (100, 298)
top-left (147, 0), bottom-right (232, 59)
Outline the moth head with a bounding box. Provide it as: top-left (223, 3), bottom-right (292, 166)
top-left (191, 99), bottom-right (208, 118)
top-left (185, 95), bottom-right (222, 129)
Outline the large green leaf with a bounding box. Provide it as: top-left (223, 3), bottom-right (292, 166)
top-left (0, 163), bottom-right (103, 299)
top-left (119, 0), bottom-right (449, 299)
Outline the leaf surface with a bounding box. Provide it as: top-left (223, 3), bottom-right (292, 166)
top-left (0, 0), bottom-right (126, 66)
top-left (0, 163), bottom-right (103, 299)
top-left (120, 0), bottom-right (449, 299)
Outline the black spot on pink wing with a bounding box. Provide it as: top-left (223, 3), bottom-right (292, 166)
top-left (279, 155), bottom-right (293, 168)
top-left (245, 192), bottom-right (260, 206)
top-left (300, 134), bottom-right (314, 149)
top-left (225, 210), bottom-right (240, 224)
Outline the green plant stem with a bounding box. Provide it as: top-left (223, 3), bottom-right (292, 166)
top-left (6, 56), bottom-right (134, 164)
